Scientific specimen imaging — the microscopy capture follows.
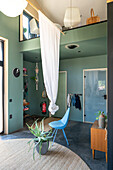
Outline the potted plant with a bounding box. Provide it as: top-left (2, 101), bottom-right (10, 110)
top-left (26, 118), bottom-right (53, 159)
top-left (96, 111), bottom-right (107, 128)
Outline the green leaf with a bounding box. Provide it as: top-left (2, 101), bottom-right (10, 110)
top-left (33, 142), bottom-right (39, 160)
top-left (39, 142), bottom-right (42, 158)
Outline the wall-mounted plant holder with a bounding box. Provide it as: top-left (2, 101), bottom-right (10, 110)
top-left (35, 63), bottom-right (39, 90)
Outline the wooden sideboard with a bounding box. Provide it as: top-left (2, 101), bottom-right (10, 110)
top-left (91, 120), bottom-right (107, 162)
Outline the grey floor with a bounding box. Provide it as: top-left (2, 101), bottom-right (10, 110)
top-left (0, 119), bottom-right (107, 170)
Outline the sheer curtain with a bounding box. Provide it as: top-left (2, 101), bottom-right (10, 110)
top-left (39, 11), bottom-right (60, 115)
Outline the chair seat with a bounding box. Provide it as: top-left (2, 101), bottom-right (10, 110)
top-left (49, 120), bottom-right (65, 129)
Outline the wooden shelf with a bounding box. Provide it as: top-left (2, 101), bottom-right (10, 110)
top-left (23, 74), bottom-right (28, 76)
top-left (23, 102), bottom-right (30, 106)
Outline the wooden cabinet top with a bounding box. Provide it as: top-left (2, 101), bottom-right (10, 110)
top-left (91, 120), bottom-right (107, 130)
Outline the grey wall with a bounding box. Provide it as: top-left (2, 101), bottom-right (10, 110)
top-left (23, 60), bottom-right (49, 117)
top-left (59, 55), bottom-right (107, 121)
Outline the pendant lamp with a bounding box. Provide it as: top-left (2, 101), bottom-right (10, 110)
top-left (0, 0), bottom-right (28, 17)
top-left (64, 0), bottom-right (81, 28)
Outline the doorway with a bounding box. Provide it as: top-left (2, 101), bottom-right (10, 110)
top-left (0, 41), bottom-right (4, 133)
top-left (83, 68), bottom-right (107, 123)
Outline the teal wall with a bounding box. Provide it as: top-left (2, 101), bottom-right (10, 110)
top-left (0, 12), bottom-right (23, 133)
top-left (23, 60), bottom-right (49, 117)
top-left (59, 54), bottom-right (107, 122)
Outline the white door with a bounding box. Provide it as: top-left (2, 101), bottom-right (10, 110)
top-left (0, 41), bottom-right (3, 133)
top-left (83, 69), bottom-right (107, 123)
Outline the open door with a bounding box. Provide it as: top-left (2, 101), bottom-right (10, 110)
top-left (0, 41), bottom-right (4, 133)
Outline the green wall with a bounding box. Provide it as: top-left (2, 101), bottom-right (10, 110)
top-left (59, 54), bottom-right (107, 122)
top-left (23, 60), bottom-right (49, 117)
top-left (0, 12), bottom-right (23, 133)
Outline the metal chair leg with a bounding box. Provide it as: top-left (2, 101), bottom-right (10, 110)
top-left (62, 129), bottom-right (69, 146)
top-left (52, 129), bottom-right (58, 146)
top-left (52, 129), bottom-right (56, 137)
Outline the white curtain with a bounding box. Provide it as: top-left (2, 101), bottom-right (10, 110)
top-left (39, 11), bottom-right (60, 115)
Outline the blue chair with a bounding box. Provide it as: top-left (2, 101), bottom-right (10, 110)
top-left (49, 107), bottom-right (70, 146)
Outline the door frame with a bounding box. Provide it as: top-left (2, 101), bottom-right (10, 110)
top-left (83, 68), bottom-right (108, 123)
top-left (0, 36), bottom-right (8, 134)
top-left (59, 71), bottom-right (67, 111)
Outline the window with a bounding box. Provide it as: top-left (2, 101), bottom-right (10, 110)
top-left (23, 11), bottom-right (39, 40)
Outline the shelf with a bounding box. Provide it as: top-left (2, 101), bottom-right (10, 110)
top-left (23, 102), bottom-right (30, 106)
top-left (23, 74), bottom-right (28, 76)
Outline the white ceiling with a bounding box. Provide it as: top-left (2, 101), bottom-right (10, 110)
top-left (37, 0), bottom-right (107, 27)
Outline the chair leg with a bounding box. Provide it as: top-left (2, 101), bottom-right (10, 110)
top-left (52, 129), bottom-right (58, 146)
top-left (62, 129), bottom-right (69, 146)
top-left (52, 129), bottom-right (56, 137)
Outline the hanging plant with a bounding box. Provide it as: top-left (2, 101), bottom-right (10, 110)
top-left (30, 63), bottom-right (39, 90)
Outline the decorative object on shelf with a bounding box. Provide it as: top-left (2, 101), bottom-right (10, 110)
top-left (23, 99), bottom-right (29, 111)
top-left (30, 18), bottom-right (40, 35)
top-left (86, 8), bottom-right (100, 25)
top-left (13, 68), bottom-right (20, 78)
top-left (26, 119), bottom-right (53, 159)
top-left (23, 67), bottom-right (28, 76)
top-left (64, 0), bottom-right (81, 28)
top-left (95, 111), bottom-right (107, 129)
top-left (0, 0), bottom-right (28, 17)
top-left (42, 88), bottom-right (47, 98)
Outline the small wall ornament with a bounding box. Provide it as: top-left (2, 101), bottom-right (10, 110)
top-left (13, 68), bottom-right (20, 78)
top-left (35, 63), bottom-right (39, 90)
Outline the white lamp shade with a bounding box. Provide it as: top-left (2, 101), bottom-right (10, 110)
top-left (30, 18), bottom-right (39, 35)
top-left (0, 0), bottom-right (28, 17)
top-left (64, 7), bottom-right (81, 28)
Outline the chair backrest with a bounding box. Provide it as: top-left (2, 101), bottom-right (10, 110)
top-left (61, 107), bottom-right (70, 128)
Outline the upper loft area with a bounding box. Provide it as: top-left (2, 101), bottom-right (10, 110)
top-left (19, 20), bottom-right (107, 62)
top-left (19, 0), bottom-right (107, 42)
top-left (19, 0), bottom-right (107, 62)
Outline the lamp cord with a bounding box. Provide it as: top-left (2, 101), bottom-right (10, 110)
top-left (70, 0), bottom-right (72, 28)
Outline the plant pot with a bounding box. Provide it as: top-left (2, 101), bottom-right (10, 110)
top-left (98, 116), bottom-right (105, 129)
top-left (35, 141), bottom-right (49, 155)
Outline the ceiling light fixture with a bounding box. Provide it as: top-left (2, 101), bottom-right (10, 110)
top-left (64, 0), bottom-right (81, 28)
top-left (65, 44), bottom-right (79, 49)
top-left (0, 0), bottom-right (28, 17)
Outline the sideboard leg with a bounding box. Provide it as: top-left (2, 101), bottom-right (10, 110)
top-left (92, 149), bottom-right (95, 159)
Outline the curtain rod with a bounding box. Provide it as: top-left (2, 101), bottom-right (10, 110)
top-left (26, 0), bottom-right (65, 35)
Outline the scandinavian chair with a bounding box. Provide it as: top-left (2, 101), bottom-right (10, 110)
top-left (49, 107), bottom-right (70, 146)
